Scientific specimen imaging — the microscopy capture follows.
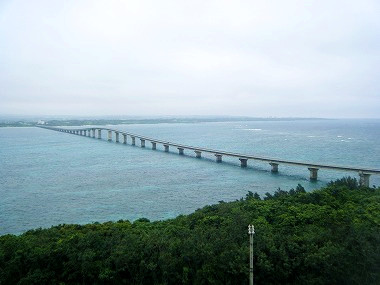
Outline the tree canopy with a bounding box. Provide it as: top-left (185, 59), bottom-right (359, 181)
top-left (1, 177), bottom-right (379, 284)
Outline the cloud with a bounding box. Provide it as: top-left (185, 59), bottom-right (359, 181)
top-left (0, 0), bottom-right (379, 117)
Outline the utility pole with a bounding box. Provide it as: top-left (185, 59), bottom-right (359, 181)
top-left (248, 225), bottom-right (255, 285)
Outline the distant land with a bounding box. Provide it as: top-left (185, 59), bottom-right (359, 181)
top-left (0, 116), bottom-right (331, 127)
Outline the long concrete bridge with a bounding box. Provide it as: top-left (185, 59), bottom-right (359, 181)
top-left (38, 125), bottom-right (380, 187)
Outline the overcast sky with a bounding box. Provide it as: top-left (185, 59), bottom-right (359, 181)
top-left (0, 0), bottom-right (379, 118)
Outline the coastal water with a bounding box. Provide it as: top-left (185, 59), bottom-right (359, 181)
top-left (1, 119), bottom-right (379, 235)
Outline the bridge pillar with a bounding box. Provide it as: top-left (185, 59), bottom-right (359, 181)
top-left (131, 136), bottom-right (136, 146)
top-left (151, 142), bottom-right (157, 150)
top-left (80, 130), bottom-right (83, 136)
top-left (115, 132), bottom-right (119, 143)
top-left (164, 144), bottom-right (169, 152)
top-left (359, 172), bottom-right (370, 187)
top-left (140, 139), bottom-right (145, 148)
top-left (98, 129), bottom-right (101, 139)
top-left (195, 150), bottom-right (202, 158)
top-left (239, 158), bottom-right (248, 167)
top-left (215, 154), bottom-right (222, 163)
top-left (123, 134), bottom-right (127, 144)
top-left (178, 148), bottom-right (184, 155)
top-left (88, 130), bottom-right (91, 137)
top-left (92, 129), bottom-right (95, 138)
top-left (308, 168), bottom-right (319, 181)
top-left (270, 162), bottom-right (279, 173)
top-left (108, 131), bottom-right (112, 141)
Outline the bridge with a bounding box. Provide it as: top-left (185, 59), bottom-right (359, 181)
top-left (38, 125), bottom-right (380, 187)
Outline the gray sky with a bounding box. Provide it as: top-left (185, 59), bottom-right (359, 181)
top-left (0, 0), bottom-right (379, 118)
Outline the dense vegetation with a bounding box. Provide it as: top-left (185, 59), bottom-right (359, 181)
top-left (0, 178), bottom-right (379, 284)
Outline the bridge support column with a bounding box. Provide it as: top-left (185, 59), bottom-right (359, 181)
top-left (215, 154), bottom-right (222, 163)
top-left (80, 130), bottom-right (83, 135)
top-left (270, 162), bottom-right (279, 173)
top-left (98, 129), bottom-right (101, 139)
top-left (178, 148), bottom-right (184, 155)
top-left (92, 129), bottom-right (95, 138)
top-left (239, 158), bottom-right (248, 168)
top-left (151, 142), bottom-right (156, 150)
top-left (359, 172), bottom-right (370, 187)
top-left (164, 144), bottom-right (169, 152)
top-left (115, 132), bottom-right (119, 143)
top-left (84, 130), bottom-right (87, 136)
top-left (88, 130), bottom-right (91, 137)
top-left (108, 131), bottom-right (112, 141)
top-left (140, 139), bottom-right (145, 148)
top-left (195, 150), bottom-right (202, 158)
top-left (308, 168), bottom-right (319, 181)
top-left (123, 134), bottom-right (127, 144)
top-left (131, 136), bottom-right (136, 146)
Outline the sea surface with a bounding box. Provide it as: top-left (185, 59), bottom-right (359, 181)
top-left (1, 119), bottom-right (379, 235)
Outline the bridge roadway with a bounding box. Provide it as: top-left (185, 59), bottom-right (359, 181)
top-left (38, 125), bottom-right (380, 187)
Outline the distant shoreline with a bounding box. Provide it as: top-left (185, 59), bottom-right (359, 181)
top-left (0, 117), bottom-right (332, 127)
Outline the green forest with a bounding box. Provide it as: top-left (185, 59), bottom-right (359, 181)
top-left (0, 177), bottom-right (379, 284)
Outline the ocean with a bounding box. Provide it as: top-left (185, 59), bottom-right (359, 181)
top-left (1, 119), bottom-right (379, 235)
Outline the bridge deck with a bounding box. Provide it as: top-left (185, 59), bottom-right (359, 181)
top-left (38, 126), bottom-right (380, 175)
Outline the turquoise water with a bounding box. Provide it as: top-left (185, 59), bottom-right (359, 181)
top-left (1, 119), bottom-right (379, 235)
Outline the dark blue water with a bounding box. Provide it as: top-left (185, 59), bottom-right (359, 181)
top-left (1, 119), bottom-right (379, 235)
